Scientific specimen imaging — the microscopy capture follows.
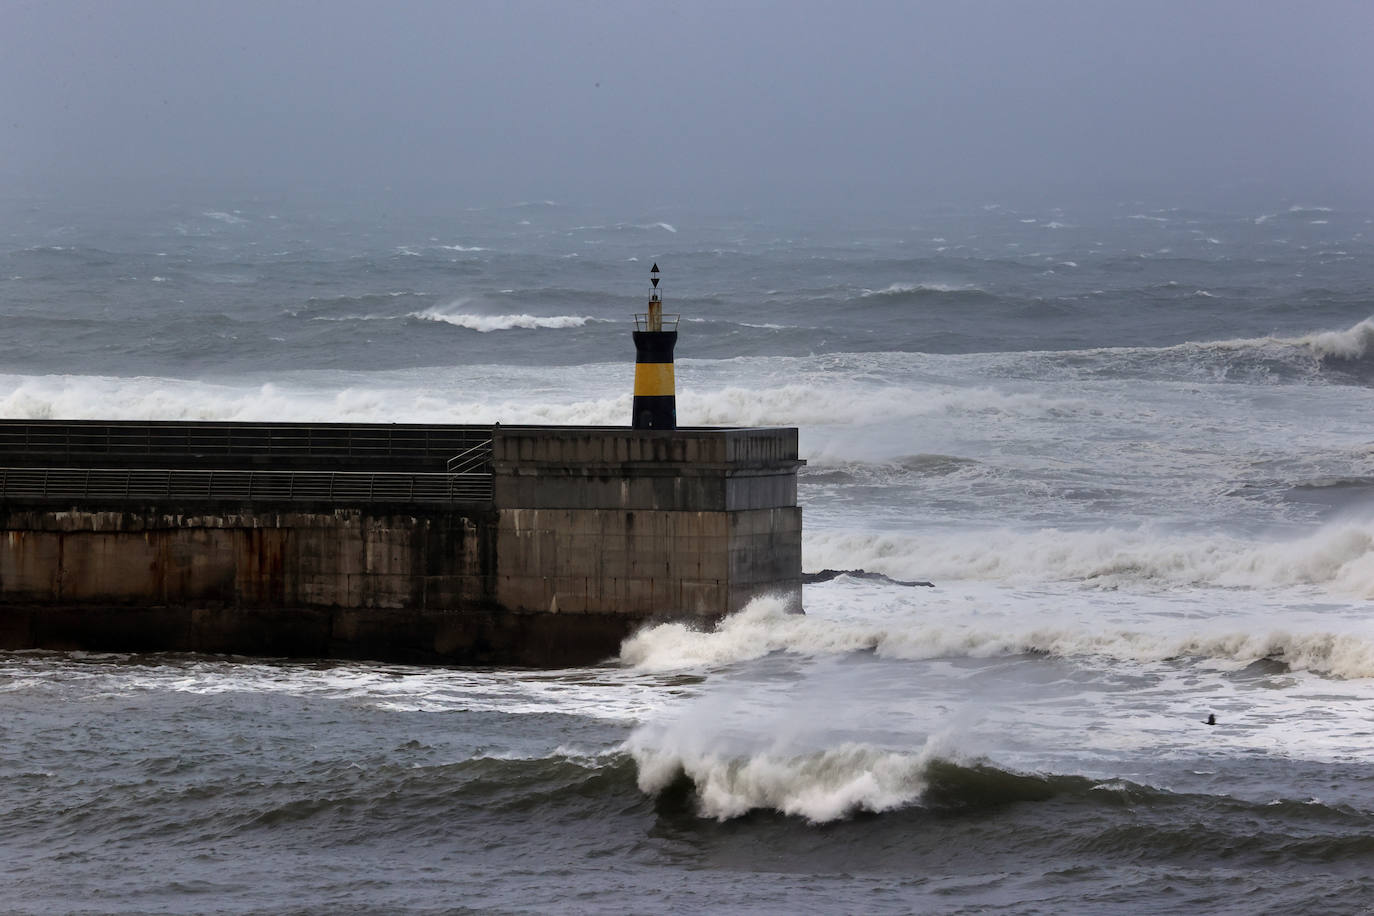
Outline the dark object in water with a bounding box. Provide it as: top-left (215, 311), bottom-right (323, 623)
top-left (801, 568), bottom-right (934, 588)
top-left (1205, 714), bottom-right (1217, 726)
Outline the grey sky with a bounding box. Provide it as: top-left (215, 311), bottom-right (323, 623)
top-left (3, 0), bottom-right (1371, 207)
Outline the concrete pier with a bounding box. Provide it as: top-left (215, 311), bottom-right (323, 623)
top-left (0, 421), bottom-right (801, 666)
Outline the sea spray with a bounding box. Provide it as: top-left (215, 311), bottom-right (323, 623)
top-left (625, 665), bottom-right (979, 822)
top-left (619, 593), bottom-right (1374, 678)
top-left (803, 519), bottom-right (1374, 596)
top-left (631, 740), bottom-right (937, 822)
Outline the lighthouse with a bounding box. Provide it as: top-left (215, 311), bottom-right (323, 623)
top-left (631, 263), bottom-right (678, 429)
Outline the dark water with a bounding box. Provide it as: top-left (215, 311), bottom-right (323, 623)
top-left (6, 651), bottom-right (1374, 915)
top-left (4, 192), bottom-right (1374, 913)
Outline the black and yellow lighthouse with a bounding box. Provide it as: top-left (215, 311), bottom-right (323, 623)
top-left (631, 263), bottom-right (678, 429)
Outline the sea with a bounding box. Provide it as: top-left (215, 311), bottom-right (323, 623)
top-left (3, 190), bottom-right (1374, 914)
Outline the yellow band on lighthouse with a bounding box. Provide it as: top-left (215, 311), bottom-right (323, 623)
top-left (633, 362), bottom-right (675, 397)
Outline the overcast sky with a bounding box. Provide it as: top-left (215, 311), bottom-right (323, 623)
top-left (3, 0), bottom-right (1371, 208)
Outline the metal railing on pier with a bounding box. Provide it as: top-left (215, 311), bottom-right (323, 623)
top-left (0, 466), bottom-right (493, 506)
top-left (0, 421), bottom-right (496, 507)
top-left (0, 420), bottom-right (493, 470)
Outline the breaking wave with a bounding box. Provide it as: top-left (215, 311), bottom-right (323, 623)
top-left (411, 308), bottom-right (601, 332)
top-left (620, 595), bottom-right (1374, 679)
top-left (680, 383), bottom-right (1072, 427)
top-left (629, 734), bottom-right (951, 823)
top-left (859, 282), bottom-right (988, 300)
top-left (804, 521), bottom-right (1374, 598)
top-left (629, 726), bottom-right (1199, 822)
top-left (1147, 318), bottom-right (1374, 368)
top-left (1118, 318), bottom-right (1374, 383)
top-left (914, 318), bottom-right (1374, 386)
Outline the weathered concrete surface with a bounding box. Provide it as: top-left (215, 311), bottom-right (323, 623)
top-left (492, 426), bottom-right (803, 622)
top-left (0, 507), bottom-right (494, 609)
top-left (493, 426), bottom-right (801, 511)
top-left (0, 425), bottom-right (803, 666)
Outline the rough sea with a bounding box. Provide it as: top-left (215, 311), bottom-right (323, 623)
top-left (4, 191), bottom-right (1374, 913)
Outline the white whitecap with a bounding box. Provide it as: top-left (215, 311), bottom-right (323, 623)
top-left (412, 308), bottom-right (596, 332)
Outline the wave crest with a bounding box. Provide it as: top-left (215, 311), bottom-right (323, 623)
top-left (859, 282), bottom-right (986, 300)
top-left (621, 594), bottom-right (1374, 679)
top-left (631, 740), bottom-right (934, 822)
top-left (412, 309), bottom-right (597, 332)
top-left (805, 521), bottom-right (1374, 598)
top-left (1295, 319), bottom-right (1374, 361)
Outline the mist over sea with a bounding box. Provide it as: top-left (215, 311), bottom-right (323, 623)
top-left (5, 193), bottom-right (1374, 913)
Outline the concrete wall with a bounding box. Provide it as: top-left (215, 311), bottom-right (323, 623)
top-left (0, 507), bottom-right (494, 610)
top-left (0, 425), bottom-right (803, 665)
top-left (491, 426), bottom-right (802, 623)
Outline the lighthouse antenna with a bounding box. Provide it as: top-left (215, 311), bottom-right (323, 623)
top-left (648, 263), bottom-right (662, 330)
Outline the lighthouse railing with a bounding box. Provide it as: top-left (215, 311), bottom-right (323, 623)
top-left (632, 313), bottom-right (680, 332)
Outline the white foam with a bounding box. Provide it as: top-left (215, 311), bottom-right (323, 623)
top-left (859, 282), bottom-right (979, 297)
top-left (1063, 316), bottom-right (1374, 365)
top-left (202, 210), bottom-right (247, 225)
top-left (411, 308), bottom-right (596, 332)
top-left (676, 382), bottom-right (1070, 428)
top-left (630, 737), bottom-right (938, 822)
top-left (625, 662), bottom-right (977, 821)
top-left (1283, 318), bottom-right (1374, 360)
top-left (803, 521), bottom-right (1374, 599)
top-left (0, 370), bottom-right (637, 427)
top-left (619, 591), bottom-right (1374, 679)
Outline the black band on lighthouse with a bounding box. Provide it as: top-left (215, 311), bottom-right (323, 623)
top-left (632, 330), bottom-right (677, 429)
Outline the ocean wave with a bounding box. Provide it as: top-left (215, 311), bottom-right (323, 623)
top-left (0, 369), bottom-right (1085, 431)
top-left (805, 521), bottom-right (1374, 599)
top-left (411, 308), bottom-right (600, 332)
top-left (1160, 318), bottom-right (1374, 364)
top-left (201, 210), bottom-right (247, 225)
top-left (859, 282), bottom-right (986, 299)
top-left (620, 594), bottom-right (1374, 679)
top-left (628, 715), bottom-right (1176, 822)
top-left (1007, 317), bottom-right (1374, 385)
top-left (629, 736), bottom-right (942, 822)
top-left (0, 373), bottom-right (637, 426)
top-left (680, 383), bottom-right (1071, 427)
top-left (1292, 319), bottom-right (1374, 361)
top-left (631, 717), bottom-right (1374, 825)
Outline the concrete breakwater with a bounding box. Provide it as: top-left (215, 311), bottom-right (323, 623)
top-left (0, 421), bottom-right (802, 666)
